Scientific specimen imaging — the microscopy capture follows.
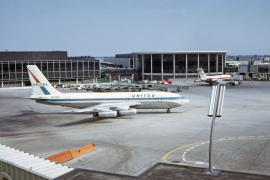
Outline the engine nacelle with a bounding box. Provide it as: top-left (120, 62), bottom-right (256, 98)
top-left (194, 79), bottom-right (202, 82)
top-left (211, 78), bottom-right (218, 82)
top-left (118, 108), bottom-right (137, 116)
top-left (98, 111), bottom-right (117, 117)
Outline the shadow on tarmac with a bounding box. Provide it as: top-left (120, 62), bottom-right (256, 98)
top-left (56, 115), bottom-right (136, 127)
top-left (56, 117), bottom-right (109, 127)
top-left (137, 111), bottom-right (179, 114)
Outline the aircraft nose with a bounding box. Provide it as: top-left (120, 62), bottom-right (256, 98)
top-left (181, 98), bottom-right (190, 105)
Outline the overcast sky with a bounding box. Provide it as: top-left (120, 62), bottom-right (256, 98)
top-left (1, 0), bottom-right (269, 56)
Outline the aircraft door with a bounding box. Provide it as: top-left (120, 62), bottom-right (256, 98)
top-left (65, 97), bottom-right (70, 104)
top-left (126, 97), bottom-right (129, 102)
top-left (157, 95), bottom-right (162, 103)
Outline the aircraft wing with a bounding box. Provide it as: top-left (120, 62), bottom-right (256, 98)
top-left (66, 101), bottom-right (141, 113)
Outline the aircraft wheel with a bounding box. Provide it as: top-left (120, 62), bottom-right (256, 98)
top-left (167, 109), bottom-right (171, 113)
top-left (93, 112), bottom-right (98, 117)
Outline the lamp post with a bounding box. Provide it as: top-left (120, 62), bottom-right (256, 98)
top-left (203, 82), bottom-right (226, 176)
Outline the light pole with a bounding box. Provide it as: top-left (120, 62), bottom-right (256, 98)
top-left (203, 82), bottom-right (226, 176)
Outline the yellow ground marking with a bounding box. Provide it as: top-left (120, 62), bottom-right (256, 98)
top-left (163, 137), bottom-right (270, 166)
top-left (163, 141), bottom-right (209, 166)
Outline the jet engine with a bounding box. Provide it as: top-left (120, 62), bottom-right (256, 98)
top-left (97, 111), bottom-right (117, 117)
top-left (118, 108), bottom-right (137, 116)
top-left (211, 78), bottom-right (218, 82)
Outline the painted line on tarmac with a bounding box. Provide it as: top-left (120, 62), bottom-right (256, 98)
top-left (162, 141), bottom-right (210, 166)
top-left (0, 113), bottom-right (184, 138)
top-left (163, 135), bottom-right (270, 166)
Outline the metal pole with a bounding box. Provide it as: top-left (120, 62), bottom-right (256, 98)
top-left (209, 116), bottom-right (216, 172)
top-left (161, 54), bottom-right (163, 80)
top-left (208, 84), bottom-right (219, 172)
top-left (204, 83), bottom-right (226, 176)
top-left (185, 54), bottom-right (188, 78)
top-left (173, 54), bottom-right (175, 79)
top-left (150, 54), bottom-right (153, 81)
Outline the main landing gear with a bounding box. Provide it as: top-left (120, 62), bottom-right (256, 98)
top-left (166, 109), bottom-right (171, 113)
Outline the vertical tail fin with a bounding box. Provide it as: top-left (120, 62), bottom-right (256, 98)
top-left (27, 65), bottom-right (61, 95)
top-left (197, 68), bottom-right (207, 79)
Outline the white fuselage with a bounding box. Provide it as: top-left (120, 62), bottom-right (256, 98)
top-left (30, 91), bottom-right (189, 109)
top-left (201, 75), bottom-right (231, 83)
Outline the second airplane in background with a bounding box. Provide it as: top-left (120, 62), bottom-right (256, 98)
top-left (195, 68), bottom-right (232, 85)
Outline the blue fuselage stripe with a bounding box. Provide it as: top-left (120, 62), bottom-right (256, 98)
top-left (46, 97), bottom-right (185, 102)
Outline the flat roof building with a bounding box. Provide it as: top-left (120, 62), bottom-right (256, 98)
top-left (131, 51), bottom-right (227, 80)
top-left (0, 51), bottom-right (100, 87)
top-left (0, 51), bottom-right (67, 61)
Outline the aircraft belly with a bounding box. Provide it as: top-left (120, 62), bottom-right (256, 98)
top-left (46, 101), bottom-right (99, 109)
top-left (65, 102), bottom-right (99, 108)
top-left (137, 101), bottom-right (170, 109)
top-left (36, 100), bottom-right (59, 106)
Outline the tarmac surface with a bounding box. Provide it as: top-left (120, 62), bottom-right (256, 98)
top-left (1, 78), bottom-right (270, 179)
top-left (54, 163), bottom-right (270, 180)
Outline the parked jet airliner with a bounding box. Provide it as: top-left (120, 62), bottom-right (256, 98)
top-left (196, 68), bottom-right (232, 85)
top-left (27, 65), bottom-right (189, 117)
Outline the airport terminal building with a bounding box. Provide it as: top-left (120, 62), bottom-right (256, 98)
top-left (0, 51), bottom-right (100, 87)
top-left (1, 51), bottom-right (228, 87)
top-left (131, 51), bottom-right (227, 80)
